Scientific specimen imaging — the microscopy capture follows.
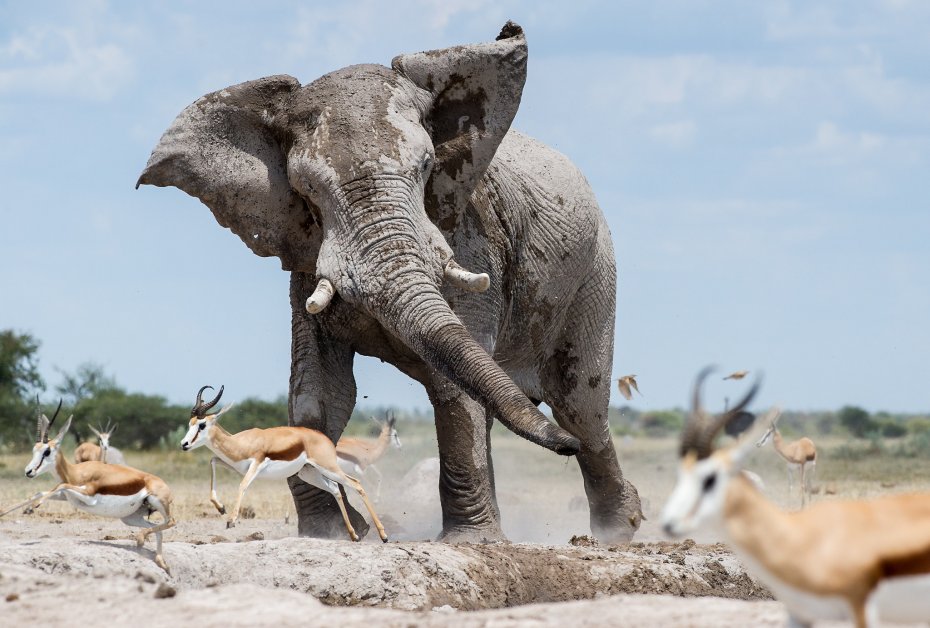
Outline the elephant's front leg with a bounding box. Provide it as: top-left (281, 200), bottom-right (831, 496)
top-left (287, 272), bottom-right (369, 540)
top-left (428, 376), bottom-right (504, 542)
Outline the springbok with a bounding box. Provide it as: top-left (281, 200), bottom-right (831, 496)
top-left (756, 412), bottom-right (817, 507)
top-left (2, 401), bottom-right (175, 572)
top-left (661, 368), bottom-right (930, 628)
top-left (74, 419), bottom-right (125, 464)
top-left (336, 415), bottom-right (402, 500)
top-left (181, 385), bottom-right (388, 542)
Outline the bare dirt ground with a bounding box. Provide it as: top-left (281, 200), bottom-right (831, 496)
top-left (3, 434), bottom-right (930, 625)
top-left (0, 518), bottom-right (788, 626)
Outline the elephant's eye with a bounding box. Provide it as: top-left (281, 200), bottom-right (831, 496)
top-left (421, 153), bottom-right (433, 174)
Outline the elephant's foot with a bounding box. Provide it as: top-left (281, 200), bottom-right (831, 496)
top-left (437, 521), bottom-right (506, 544)
top-left (288, 476), bottom-right (369, 540)
top-left (573, 440), bottom-right (644, 544)
top-left (587, 477), bottom-right (644, 544)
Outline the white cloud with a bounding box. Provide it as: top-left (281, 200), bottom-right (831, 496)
top-left (0, 24), bottom-right (134, 100)
top-left (648, 120), bottom-right (696, 147)
top-left (278, 0), bottom-right (496, 68)
top-left (811, 120), bottom-right (884, 153)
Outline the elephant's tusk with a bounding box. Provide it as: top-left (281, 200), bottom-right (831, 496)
top-left (306, 278), bottom-right (335, 314)
top-left (444, 260), bottom-right (490, 293)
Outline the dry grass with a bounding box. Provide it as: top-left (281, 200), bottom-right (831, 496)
top-left (3, 429), bottom-right (929, 542)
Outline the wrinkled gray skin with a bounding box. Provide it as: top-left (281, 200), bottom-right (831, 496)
top-left (138, 23), bottom-right (643, 543)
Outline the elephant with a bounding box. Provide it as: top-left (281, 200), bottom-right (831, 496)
top-left (137, 21), bottom-right (643, 543)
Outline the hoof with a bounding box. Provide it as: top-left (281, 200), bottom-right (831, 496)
top-left (135, 533), bottom-right (146, 547)
top-left (226, 520), bottom-right (236, 529)
top-left (382, 536), bottom-right (389, 544)
top-left (218, 506), bottom-right (226, 515)
top-left (155, 557), bottom-right (170, 574)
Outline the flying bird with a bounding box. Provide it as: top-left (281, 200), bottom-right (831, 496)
top-left (723, 370), bottom-right (749, 381)
top-left (617, 375), bottom-right (641, 401)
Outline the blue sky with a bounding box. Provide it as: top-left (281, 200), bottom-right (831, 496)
top-left (1, 1), bottom-right (927, 413)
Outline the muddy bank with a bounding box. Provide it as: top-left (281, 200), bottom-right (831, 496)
top-left (0, 561), bottom-right (788, 627)
top-left (0, 531), bottom-right (768, 611)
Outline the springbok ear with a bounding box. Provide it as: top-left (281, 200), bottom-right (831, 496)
top-left (39, 414), bottom-right (50, 440)
top-left (213, 402), bottom-right (235, 421)
top-left (55, 416), bottom-right (74, 444)
top-left (392, 21), bottom-right (527, 231)
top-left (733, 407), bottom-right (781, 465)
top-left (137, 75), bottom-right (320, 271)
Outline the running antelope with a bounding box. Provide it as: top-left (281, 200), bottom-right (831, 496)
top-left (2, 401), bottom-right (175, 572)
top-left (74, 419), bottom-right (125, 464)
top-left (756, 412), bottom-right (817, 507)
top-left (661, 368), bottom-right (930, 628)
top-left (181, 385), bottom-right (388, 542)
top-left (336, 415), bottom-right (402, 500)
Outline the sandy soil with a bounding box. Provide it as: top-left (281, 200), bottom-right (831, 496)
top-left (4, 436), bottom-right (930, 626)
top-left (0, 515), bottom-right (789, 626)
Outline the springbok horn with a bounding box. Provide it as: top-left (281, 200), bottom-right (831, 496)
top-left (698, 375), bottom-right (762, 456)
top-left (35, 395), bottom-right (42, 443)
top-left (194, 385), bottom-right (213, 413)
top-left (201, 385), bottom-right (224, 412)
top-left (443, 259), bottom-right (490, 293)
top-left (679, 366), bottom-right (716, 457)
top-left (44, 399), bottom-right (63, 442)
top-left (305, 278), bottom-right (335, 314)
top-left (680, 367), bottom-right (762, 460)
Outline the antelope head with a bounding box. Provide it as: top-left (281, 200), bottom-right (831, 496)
top-left (387, 414), bottom-right (402, 450)
top-left (181, 385), bottom-right (232, 451)
top-left (25, 400), bottom-right (73, 478)
top-left (755, 412), bottom-right (782, 448)
top-left (90, 419), bottom-right (117, 462)
top-left (660, 367), bottom-right (770, 537)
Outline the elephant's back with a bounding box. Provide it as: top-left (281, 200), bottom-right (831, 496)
top-left (485, 130), bottom-right (610, 254)
top-left (481, 130), bottom-right (615, 371)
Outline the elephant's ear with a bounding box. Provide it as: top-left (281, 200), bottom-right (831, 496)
top-left (137, 75), bottom-right (319, 271)
top-left (392, 21), bottom-right (527, 225)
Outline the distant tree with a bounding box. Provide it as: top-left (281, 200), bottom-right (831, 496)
top-left (907, 418), bottom-right (930, 436)
top-left (0, 330), bottom-right (45, 448)
top-left (640, 410), bottom-right (684, 437)
top-left (838, 405), bottom-right (876, 438)
top-left (55, 362), bottom-right (117, 406)
top-left (878, 420), bottom-right (908, 439)
top-left (219, 396), bottom-right (289, 434)
top-left (73, 389), bottom-right (185, 449)
top-left (0, 331), bottom-right (44, 399)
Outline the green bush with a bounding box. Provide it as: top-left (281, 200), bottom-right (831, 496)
top-left (639, 410), bottom-right (684, 437)
top-left (907, 418), bottom-right (930, 435)
top-left (878, 420), bottom-right (908, 439)
top-left (838, 406), bottom-right (876, 438)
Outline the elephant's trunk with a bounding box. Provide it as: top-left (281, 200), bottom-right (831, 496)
top-left (391, 288), bottom-right (578, 455)
top-left (326, 187), bottom-right (579, 456)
